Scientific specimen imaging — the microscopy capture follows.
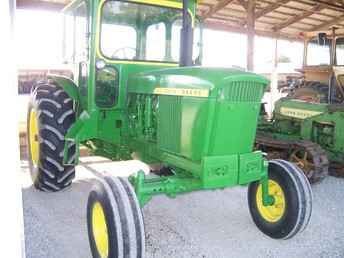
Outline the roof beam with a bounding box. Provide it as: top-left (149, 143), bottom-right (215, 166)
top-left (204, 19), bottom-right (304, 41)
top-left (309, 14), bottom-right (344, 31)
top-left (202, 0), bottom-right (235, 19)
top-left (272, 4), bottom-right (325, 31)
top-left (255, 0), bottom-right (290, 20)
top-left (239, 0), bottom-right (290, 26)
top-left (236, 0), bottom-right (248, 10)
top-left (312, 0), bottom-right (344, 11)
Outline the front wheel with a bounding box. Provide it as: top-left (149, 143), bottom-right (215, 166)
top-left (248, 159), bottom-right (312, 239)
top-left (87, 176), bottom-right (145, 258)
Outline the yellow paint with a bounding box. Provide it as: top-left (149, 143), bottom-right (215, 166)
top-left (154, 87), bottom-right (209, 97)
top-left (280, 107), bottom-right (323, 119)
top-left (96, 0), bottom-right (194, 66)
top-left (96, 56), bottom-right (178, 67)
top-left (131, 0), bottom-right (182, 8)
top-left (256, 180), bottom-right (286, 223)
top-left (29, 109), bottom-right (40, 166)
top-left (92, 202), bottom-right (109, 258)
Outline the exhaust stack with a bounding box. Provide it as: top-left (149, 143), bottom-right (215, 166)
top-left (179, 0), bottom-right (193, 67)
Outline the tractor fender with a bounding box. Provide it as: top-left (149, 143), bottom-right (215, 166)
top-left (47, 74), bottom-right (80, 102)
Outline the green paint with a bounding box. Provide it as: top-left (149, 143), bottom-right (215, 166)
top-left (60, 0), bottom-right (272, 207)
top-left (48, 75), bottom-right (80, 102)
top-left (259, 98), bottom-right (344, 164)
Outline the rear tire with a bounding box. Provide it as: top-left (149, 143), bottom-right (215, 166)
top-left (27, 82), bottom-right (76, 192)
top-left (248, 159), bottom-right (312, 239)
top-left (87, 176), bottom-right (145, 258)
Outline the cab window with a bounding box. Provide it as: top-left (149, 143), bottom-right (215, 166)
top-left (100, 0), bottom-right (200, 63)
top-left (101, 23), bottom-right (137, 60)
top-left (63, 1), bottom-right (88, 63)
top-left (146, 23), bottom-right (166, 61)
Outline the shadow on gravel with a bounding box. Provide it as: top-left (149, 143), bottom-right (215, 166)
top-left (22, 178), bottom-right (96, 258)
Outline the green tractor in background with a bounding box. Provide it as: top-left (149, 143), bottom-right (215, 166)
top-left (257, 29), bottom-right (344, 183)
top-left (27, 0), bottom-right (312, 256)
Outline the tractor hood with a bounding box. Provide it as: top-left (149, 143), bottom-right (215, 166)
top-left (273, 98), bottom-right (344, 120)
top-left (127, 67), bottom-right (269, 97)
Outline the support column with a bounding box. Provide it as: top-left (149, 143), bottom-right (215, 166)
top-left (270, 38), bottom-right (279, 117)
top-left (246, 0), bottom-right (255, 71)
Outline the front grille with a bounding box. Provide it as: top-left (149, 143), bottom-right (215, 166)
top-left (157, 95), bottom-right (182, 153)
top-left (220, 81), bottom-right (264, 102)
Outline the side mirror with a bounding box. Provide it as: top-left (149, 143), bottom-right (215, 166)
top-left (317, 32), bottom-right (327, 46)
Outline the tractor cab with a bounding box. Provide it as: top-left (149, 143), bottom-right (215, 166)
top-left (291, 29), bottom-right (344, 103)
top-left (62, 0), bottom-right (201, 111)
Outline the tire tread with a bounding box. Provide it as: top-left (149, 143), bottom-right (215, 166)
top-left (27, 82), bottom-right (76, 192)
top-left (87, 176), bottom-right (145, 258)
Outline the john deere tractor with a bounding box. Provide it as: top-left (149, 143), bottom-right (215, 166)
top-left (27, 0), bottom-right (312, 257)
top-left (257, 29), bottom-right (344, 182)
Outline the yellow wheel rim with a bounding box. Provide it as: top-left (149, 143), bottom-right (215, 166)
top-left (92, 202), bottom-right (109, 258)
top-left (256, 180), bottom-right (286, 223)
top-left (29, 109), bottom-right (39, 166)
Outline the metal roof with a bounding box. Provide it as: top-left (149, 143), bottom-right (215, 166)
top-left (17, 0), bottom-right (344, 40)
top-left (199, 0), bottom-right (344, 40)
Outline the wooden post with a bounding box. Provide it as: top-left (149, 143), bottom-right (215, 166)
top-left (247, 0), bottom-right (255, 71)
top-left (274, 38), bottom-right (278, 69)
top-left (303, 38), bottom-right (308, 67)
top-left (270, 38), bottom-right (279, 117)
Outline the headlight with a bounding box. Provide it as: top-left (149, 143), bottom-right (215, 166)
top-left (95, 59), bottom-right (106, 70)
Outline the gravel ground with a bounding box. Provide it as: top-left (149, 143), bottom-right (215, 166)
top-left (22, 158), bottom-right (344, 258)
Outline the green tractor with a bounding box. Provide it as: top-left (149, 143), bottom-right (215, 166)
top-left (27, 0), bottom-right (312, 256)
top-left (257, 29), bottom-right (344, 182)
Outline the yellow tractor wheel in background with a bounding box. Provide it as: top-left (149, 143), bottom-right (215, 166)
top-left (27, 83), bottom-right (76, 192)
top-left (248, 159), bottom-right (312, 239)
top-left (87, 176), bottom-right (145, 258)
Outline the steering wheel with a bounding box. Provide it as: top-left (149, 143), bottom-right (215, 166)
top-left (111, 47), bottom-right (136, 59)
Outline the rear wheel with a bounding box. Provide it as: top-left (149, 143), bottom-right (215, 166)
top-left (256, 135), bottom-right (328, 183)
top-left (27, 82), bottom-right (76, 191)
top-left (87, 176), bottom-right (145, 258)
top-left (248, 160), bottom-right (312, 239)
top-left (289, 143), bottom-right (328, 183)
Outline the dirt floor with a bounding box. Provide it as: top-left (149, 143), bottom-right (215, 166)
top-left (22, 157), bottom-right (344, 258)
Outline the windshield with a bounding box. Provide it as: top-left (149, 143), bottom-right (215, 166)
top-left (306, 38), bottom-right (331, 66)
top-left (336, 37), bottom-right (344, 66)
top-left (100, 0), bottom-right (200, 63)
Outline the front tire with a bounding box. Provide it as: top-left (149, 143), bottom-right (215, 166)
top-left (248, 160), bottom-right (312, 239)
top-left (27, 82), bottom-right (76, 191)
top-left (87, 176), bottom-right (145, 258)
